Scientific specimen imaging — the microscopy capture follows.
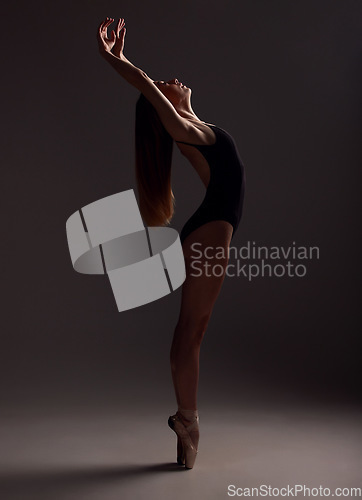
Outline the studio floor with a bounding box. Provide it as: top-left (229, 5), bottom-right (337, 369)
top-left (0, 401), bottom-right (361, 500)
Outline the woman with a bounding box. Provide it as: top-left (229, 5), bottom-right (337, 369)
top-left (97, 17), bottom-right (245, 469)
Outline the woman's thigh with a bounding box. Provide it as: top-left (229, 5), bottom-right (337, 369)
top-left (176, 220), bottom-right (233, 334)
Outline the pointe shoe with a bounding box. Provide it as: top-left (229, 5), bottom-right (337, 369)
top-left (177, 435), bottom-right (185, 465)
top-left (168, 412), bottom-right (199, 469)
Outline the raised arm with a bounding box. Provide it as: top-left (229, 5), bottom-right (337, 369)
top-left (97, 17), bottom-right (193, 142)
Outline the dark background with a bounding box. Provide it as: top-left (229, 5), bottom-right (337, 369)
top-left (2, 0), bottom-right (361, 416)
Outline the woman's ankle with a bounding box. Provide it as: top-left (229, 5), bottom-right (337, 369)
top-left (177, 407), bottom-right (199, 426)
top-left (177, 407), bottom-right (198, 418)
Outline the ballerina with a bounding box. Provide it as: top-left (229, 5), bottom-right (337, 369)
top-left (97, 17), bottom-right (245, 469)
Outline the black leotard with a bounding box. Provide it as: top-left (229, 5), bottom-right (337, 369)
top-left (176, 124), bottom-right (245, 245)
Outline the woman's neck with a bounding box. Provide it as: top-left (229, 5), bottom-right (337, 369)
top-left (175, 102), bottom-right (202, 123)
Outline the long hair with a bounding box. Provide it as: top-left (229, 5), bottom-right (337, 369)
top-left (135, 93), bottom-right (175, 227)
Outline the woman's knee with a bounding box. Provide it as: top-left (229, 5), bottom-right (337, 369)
top-left (171, 313), bottom-right (211, 352)
top-left (179, 312), bottom-right (211, 335)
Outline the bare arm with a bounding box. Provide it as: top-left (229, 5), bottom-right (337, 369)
top-left (97, 17), bottom-right (194, 142)
top-left (101, 50), bottom-right (143, 86)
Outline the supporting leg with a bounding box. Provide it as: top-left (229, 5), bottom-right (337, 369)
top-left (168, 220), bottom-right (233, 463)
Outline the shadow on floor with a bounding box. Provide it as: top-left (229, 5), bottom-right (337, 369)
top-left (0, 463), bottom-right (187, 499)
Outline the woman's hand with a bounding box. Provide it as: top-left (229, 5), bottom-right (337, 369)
top-left (97, 17), bottom-right (116, 55)
top-left (111, 18), bottom-right (127, 58)
top-left (95, 16), bottom-right (141, 88)
top-left (97, 17), bottom-right (126, 58)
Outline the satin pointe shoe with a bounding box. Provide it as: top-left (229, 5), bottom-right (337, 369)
top-left (168, 410), bottom-right (199, 469)
top-left (177, 435), bottom-right (185, 465)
